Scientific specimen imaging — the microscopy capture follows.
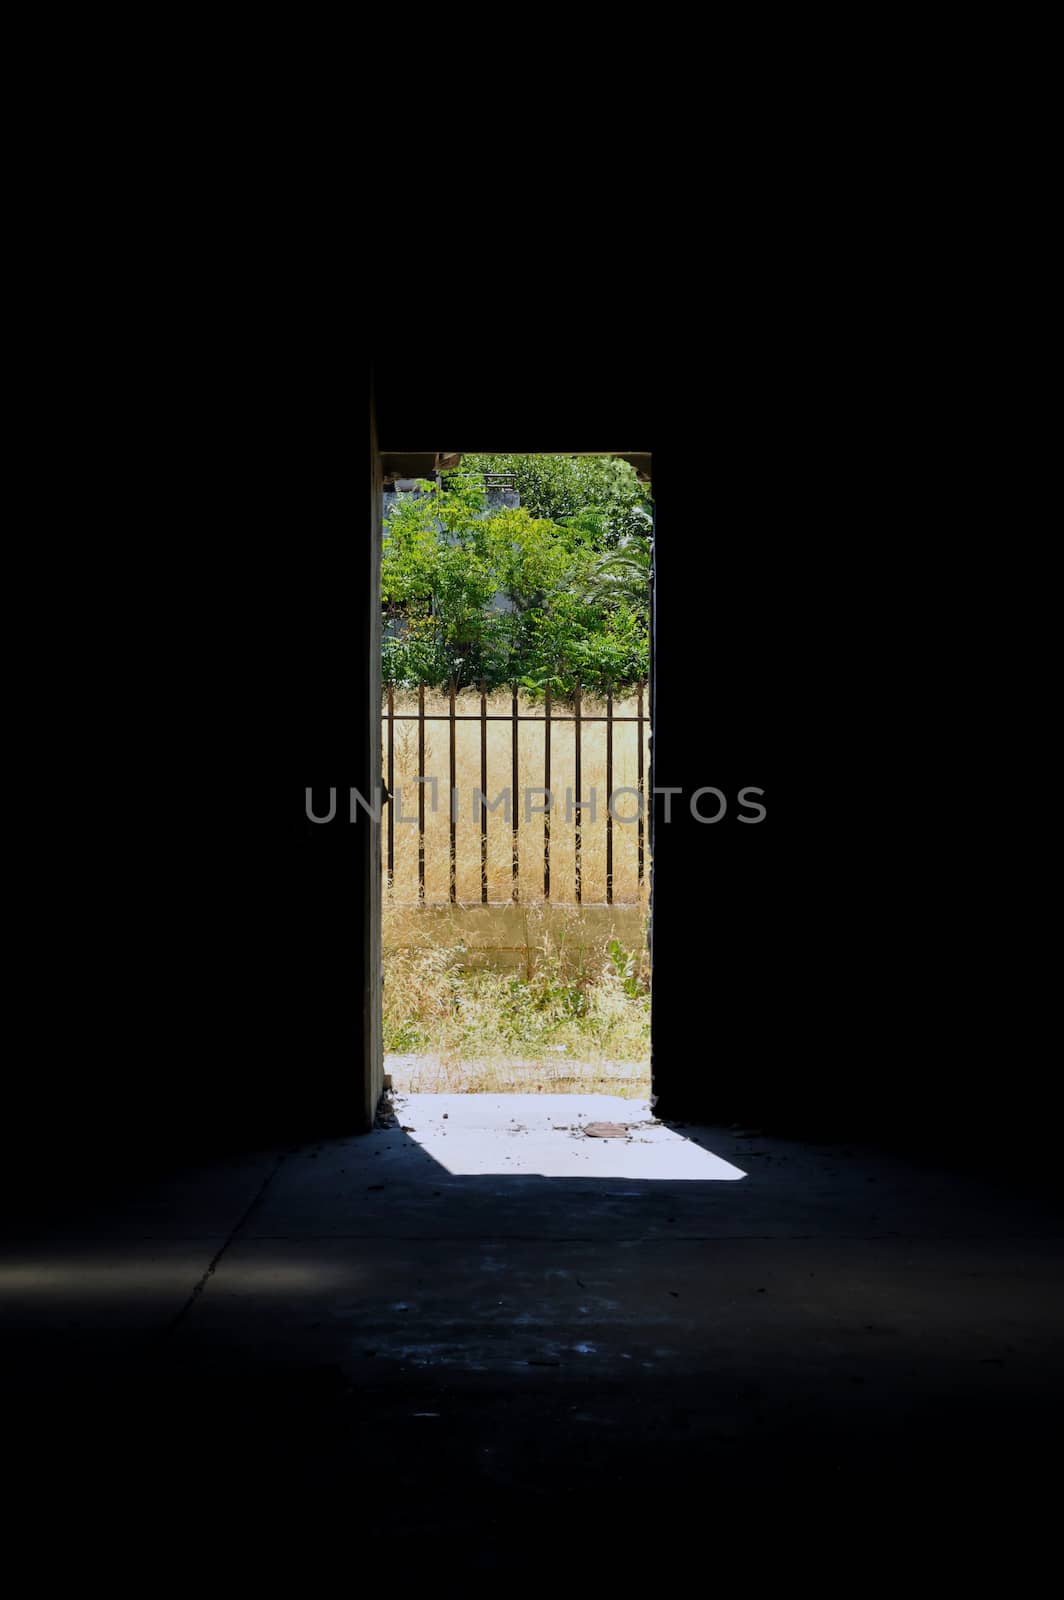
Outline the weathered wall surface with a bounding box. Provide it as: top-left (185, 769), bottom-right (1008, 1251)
top-left (383, 903), bottom-right (647, 973)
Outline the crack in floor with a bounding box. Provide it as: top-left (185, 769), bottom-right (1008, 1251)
top-left (156, 1154), bottom-right (287, 1341)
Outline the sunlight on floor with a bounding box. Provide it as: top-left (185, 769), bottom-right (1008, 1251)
top-left (392, 1094), bottom-right (746, 1180)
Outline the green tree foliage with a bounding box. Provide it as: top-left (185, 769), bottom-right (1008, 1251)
top-left (461, 453), bottom-right (652, 547)
top-left (382, 458), bottom-right (651, 696)
top-left (575, 540), bottom-right (652, 621)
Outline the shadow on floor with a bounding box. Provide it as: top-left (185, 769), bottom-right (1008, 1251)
top-left (3, 1100), bottom-right (1063, 1566)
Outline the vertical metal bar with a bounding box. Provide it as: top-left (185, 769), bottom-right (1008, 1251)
top-left (480, 678), bottom-right (488, 904)
top-left (511, 687), bottom-right (519, 902)
top-left (544, 682), bottom-right (551, 901)
top-left (637, 682), bottom-right (645, 887)
top-left (605, 688), bottom-right (613, 905)
top-left (449, 679), bottom-right (457, 905)
top-left (574, 684), bottom-right (582, 905)
top-left (387, 682), bottom-right (395, 890)
top-left (417, 681), bottom-right (425, 904)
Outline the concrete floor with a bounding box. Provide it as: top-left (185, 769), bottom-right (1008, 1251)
top-left (4, 1095), bottom-right (1063, 1569)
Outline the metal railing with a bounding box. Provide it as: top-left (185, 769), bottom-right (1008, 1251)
top-left (382, 681), bottom-right (648, 906)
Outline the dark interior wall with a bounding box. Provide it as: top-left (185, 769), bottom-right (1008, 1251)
top-left (649, 382), bottom-right (1017, 1168)
top-left (6, 361), bottom-right (380, 1212)
top-left (649, 423), bottom-right (874, 1130)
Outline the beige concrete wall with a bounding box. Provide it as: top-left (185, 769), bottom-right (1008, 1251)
top-left (381, 687), bottom-right (651, 907)
top-left (383, 902), bottom-right (647, 975)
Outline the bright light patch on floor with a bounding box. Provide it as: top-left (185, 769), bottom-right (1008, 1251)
top-left (393, 1094), bottom-right (746, 1180)
top-left (0, 1259), bottom-right (347, 1296)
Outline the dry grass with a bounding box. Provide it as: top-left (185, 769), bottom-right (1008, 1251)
top-left (383, 921), bottom-right (651, 1096)
top-left (386, 1054), bottom-right (649, 1096)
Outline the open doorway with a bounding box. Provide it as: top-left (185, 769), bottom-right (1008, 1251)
top-left (379, 452), bottom-right (653, 1118)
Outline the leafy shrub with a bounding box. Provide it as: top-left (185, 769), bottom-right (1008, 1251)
top-left (382, 456), bottom-right (650, 695)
